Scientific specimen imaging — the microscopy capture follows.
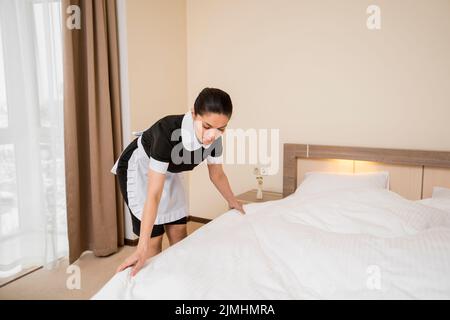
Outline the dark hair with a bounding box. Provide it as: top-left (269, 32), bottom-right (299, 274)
top-left (194, 88), bottom-right (233, 118)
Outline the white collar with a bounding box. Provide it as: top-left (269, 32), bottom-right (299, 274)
top-left (181, 111), bottom-right (213, 151)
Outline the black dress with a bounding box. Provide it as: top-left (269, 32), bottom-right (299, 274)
top-left (111, 111), bottom-right (223, 237)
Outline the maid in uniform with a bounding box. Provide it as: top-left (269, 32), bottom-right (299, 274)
top-left (112, 88), bottom-right (245, 276)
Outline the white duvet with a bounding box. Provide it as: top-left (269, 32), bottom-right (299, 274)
top-left (93, 188), bottom-right (450, 299)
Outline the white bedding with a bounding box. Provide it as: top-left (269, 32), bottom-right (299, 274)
top-left (93, 188), bottom-right (450, 299)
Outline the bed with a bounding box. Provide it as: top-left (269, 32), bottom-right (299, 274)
top-left (93, 144), bottom-right (450, 299)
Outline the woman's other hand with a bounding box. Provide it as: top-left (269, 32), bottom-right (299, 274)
top-left (228, 199), bottom-right (245, 215)
top-left (116, 241), bottom-right (152, 277)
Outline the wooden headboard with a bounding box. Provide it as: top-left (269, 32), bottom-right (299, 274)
top-left (283, 144), bottom-right (450, 199)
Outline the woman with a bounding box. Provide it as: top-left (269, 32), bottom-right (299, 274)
top-left (112, 88), bottom-right (245, 277)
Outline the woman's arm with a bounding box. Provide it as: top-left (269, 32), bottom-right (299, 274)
top-left (207, 164), bottom-right (245, 214)
top-left (116, 169), bottom-right (166, 276)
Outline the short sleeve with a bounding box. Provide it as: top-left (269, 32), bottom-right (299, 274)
top-left (149, 157), bottom-right (169, 174)
top-left (206, 137), bottom-right (224, 164)
top-left (142, 120), bottom-right (173, 174)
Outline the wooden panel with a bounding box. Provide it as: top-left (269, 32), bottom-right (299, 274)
top-left (423, 167), bottom-right (450, 198)
top-left (283, 144), bottom-right (307, 197)
top-left (297, 159), bottom-right (354, 186)
top-left (354, 161), bottom-right (423, 200)
top-left (283, 144), bottom-right (450, 198)
top-left (308, 145), bottom-right (450, 168)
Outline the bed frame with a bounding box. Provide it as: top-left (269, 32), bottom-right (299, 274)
top-left (283, 144), bottom-right (450, 200)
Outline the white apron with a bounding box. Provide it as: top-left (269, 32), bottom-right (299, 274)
top-left (111, 133), bottom-right (187, 225)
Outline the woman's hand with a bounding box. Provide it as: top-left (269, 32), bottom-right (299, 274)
top-left (208, 164), bottom-right (246, 215)
top-left (116, 241), bottom-right (152, 277)
top-left (228, 198), bottom-right (245, 215)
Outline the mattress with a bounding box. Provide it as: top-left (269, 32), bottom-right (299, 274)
top-left (93, 188), bottom-right (450, 299)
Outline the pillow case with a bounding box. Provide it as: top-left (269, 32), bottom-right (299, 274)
top-left (418, 198), bottom-right (450, 214)
top-left (418, 187), bottom-right (450, 214)
top-left (294, 171), bottom-right (390, 198)
top-left (432, 187), bottom-right (450, 199)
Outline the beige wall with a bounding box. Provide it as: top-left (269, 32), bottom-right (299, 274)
top-left (126, 0), bottom-right (450, 220)
top-left (126, 0), bottom-right (187, 135)
top-left (125, 0), bottom-right (189, 221)
top-left (187, 0), bottom-right (450, 219)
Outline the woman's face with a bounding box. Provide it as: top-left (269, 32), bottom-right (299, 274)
top-left (192, 111), bottom-right (229, 146)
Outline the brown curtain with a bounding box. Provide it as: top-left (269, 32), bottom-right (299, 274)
top-left (62, 0), bottom-right (124, 264)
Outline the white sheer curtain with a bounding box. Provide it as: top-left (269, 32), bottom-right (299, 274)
top-left (0, 0), bottom-right (67, 278)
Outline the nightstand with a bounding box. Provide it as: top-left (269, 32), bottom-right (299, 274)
top-left (236, 189), bottom-right (283, 204)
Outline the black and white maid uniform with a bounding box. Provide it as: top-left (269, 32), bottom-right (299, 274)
top-left (111, 111), bottom-right (223, 237)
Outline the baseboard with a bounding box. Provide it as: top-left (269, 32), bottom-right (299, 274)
top-left (0, 266), bottom-right (43, 288)
top-left (123, 215), bottom-right (211, 246)
top-left (187, 215), bottom-right (212, 224)
top-left (124, 238), bottom-right (139, 247)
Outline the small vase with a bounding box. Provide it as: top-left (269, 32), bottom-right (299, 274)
top-left (256, 187), bottom-right (263, 200)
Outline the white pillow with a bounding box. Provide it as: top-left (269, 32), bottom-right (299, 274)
top-left (432, 187), bottom-right (450, 199)
top-left (417, 187), bottom-right (450, 214)
top-left (418, 198), bottom-right (450, 214)
top-left (295, 171), bottom-right (390, 198)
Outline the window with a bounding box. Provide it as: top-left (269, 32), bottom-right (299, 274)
top-left (0, 145), bottom-right (18, 236)
top-left (33, 0), bottom-right (64, 128)
top-left (0, 0), bottom-right (67, 279)
top-left (0, 24), bottom-right (7, 128)
top-left (0, 144), bottom-right (19, 279)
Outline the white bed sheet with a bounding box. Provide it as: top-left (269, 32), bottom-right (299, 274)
top-left (93, 188), bottom-right (450, 299)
